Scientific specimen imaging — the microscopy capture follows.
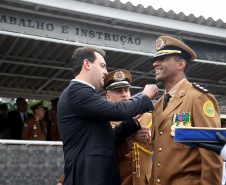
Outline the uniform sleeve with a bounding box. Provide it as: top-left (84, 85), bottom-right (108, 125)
top-left (59, 173), bottom-right (65, 183)
top-left (113, 119), bottom-right (141, 146)
top-left (21, 122), bottom-right (31, 140)
top-left (193, 93), bottom-right (223, 185)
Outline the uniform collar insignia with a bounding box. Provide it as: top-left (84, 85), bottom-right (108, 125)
top-left (179, 90), bottom-right (185, 96)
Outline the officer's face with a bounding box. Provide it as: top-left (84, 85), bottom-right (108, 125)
top-left (36, 107), bottom-right (46, 119)
top-left (106, 87), bottom-right (131, 102)
top-left (153, 55), bottom-right (181, 84)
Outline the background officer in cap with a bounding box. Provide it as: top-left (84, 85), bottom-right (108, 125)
top-left (22, 101), bottom-right (47, 140)
top-left (104, 69), bottom-right (153, 185)
top-left (150, 36), bottom-right (222, 185)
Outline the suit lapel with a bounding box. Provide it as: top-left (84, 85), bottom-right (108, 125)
top-left (157, 79), bottom-right (190, 128)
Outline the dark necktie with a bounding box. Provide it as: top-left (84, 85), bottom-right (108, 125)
top-left (163, 94), bottom-right (171, 110)
top-left (23, 113), bottom-right (27, 122)
top-left (39, 120), bottom-right (44, 132)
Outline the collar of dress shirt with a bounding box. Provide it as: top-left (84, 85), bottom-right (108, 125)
top-left (72, 79), bottom-right (95, 89)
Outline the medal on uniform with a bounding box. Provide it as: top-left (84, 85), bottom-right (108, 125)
top-left (33, 124), bottom-right (37, 130)
top-left (184, 113), bottom-right (191, 127)
top-left (171, 114), bottom-right (177, 136)
top-left (178, 113), bottom-right (185, 127)
top-left (171, 113), bottom-right (192, 136)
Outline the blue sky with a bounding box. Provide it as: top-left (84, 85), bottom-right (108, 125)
top-left (119, 0), bottom-right (226, 22)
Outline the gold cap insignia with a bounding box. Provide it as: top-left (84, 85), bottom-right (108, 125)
top-left (113, 71), bottom-right (126, 81)
top-left (156, 37), bottom-right (166, 51)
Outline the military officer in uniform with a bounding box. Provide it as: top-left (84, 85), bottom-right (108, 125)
top-left (22, 101), bottom-right (47, 140)
top-left (150, 36), bottom-right (223, 185)
top-left (49, 109), bottom-right (61, 141)
top-left (104, 69), bottom-right (153, 185)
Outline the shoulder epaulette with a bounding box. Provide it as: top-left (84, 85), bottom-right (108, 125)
top-left (192, 83), bottom-right (209, 93)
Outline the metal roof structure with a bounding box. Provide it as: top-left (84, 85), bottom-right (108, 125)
top-left (0, 0), bottom-right (226, 114)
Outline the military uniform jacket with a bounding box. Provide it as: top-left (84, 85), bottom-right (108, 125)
top-left (111, 113), bottom-right (152, 185)
top-left (150, 79), bottom-right (223, 185)
top-left (57, 81), bottom-right (154, 185)
top-left (50, 119), bottom-right (61, 141)
top-left (22, 117), bottom-right (47, 140)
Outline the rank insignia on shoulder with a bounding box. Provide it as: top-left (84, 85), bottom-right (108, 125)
top-left (24, 123), bottom-right (28, 127)
top-left (203, 101), bottom-right (215, 117)
top-left (192, 83), bottom-right (209, 93)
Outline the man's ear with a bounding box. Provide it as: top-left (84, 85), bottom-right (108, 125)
top-left (83, 59), bottom-right (91, 70)
top-left (178, 59), bottom-right (186, 71)
top-left (106, 93), bottom-right (111, 101)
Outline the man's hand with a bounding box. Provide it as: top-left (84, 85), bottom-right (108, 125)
top-left (126, 126), bottom-right (150, 146)
top-left (142, 84), bottom-right (158, 99)
top-left (132, 114), bottom-right (142, 120)
top-left (194, 132), bottom-right (226, 155)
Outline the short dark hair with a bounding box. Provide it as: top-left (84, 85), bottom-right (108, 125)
top-left (71, 46), bottom-right (106, 77)
top-left (16, 97), bottom-right (25, 104)
top-left (173, 54), bottom-right (190, 75)
top-left (0, 103), bottom-right (8, 110)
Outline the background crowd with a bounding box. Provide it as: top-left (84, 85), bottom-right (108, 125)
top-left (0, 97), bottom-right (61, 141)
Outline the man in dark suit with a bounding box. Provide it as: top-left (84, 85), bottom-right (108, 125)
top-left (8, 98), bottom-right (33, 139)
top-left (58, 46), bottom-right (158, 185)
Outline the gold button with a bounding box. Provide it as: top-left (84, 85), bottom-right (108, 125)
top-left (133, 159), bottom-right (135, 162)
top-left (159, 148), bottom-right (162, 152)
top-left (160, 131), bottom-right (163, 135)
top-left (157, 162), bottom-right (160, 167)
top-left (157, 179), bottom-right (160, 183)
top-left (133, 172), bottom-right (136, 174)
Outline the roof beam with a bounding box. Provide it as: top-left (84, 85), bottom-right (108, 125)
top-left (19, 0), bottom-right (226, 40)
